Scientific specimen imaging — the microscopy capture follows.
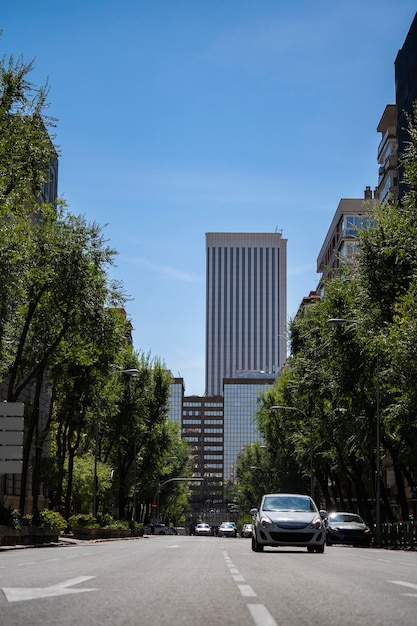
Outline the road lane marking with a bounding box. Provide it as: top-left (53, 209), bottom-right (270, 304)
top-left (248, 603), bottom-right (278, 626)
top-left (2, 576), bottom-right (98, 603)
top-left (233, 574), bottom-right (245, 582)
top-left (388, 580), bottom-right (417, 591)
top-left (238, 584), bottom-right (257, 597)
top-left (222, 551), bottom-right (278, 625)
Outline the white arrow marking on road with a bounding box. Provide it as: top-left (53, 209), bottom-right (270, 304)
top-left (2, 576), bottom-right (98, 603)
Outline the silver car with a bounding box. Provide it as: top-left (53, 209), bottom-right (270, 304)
top-left (250, 493), bottom-right (326, 553)
top-left (219, 522), bottom-right (237, 537)
top-left (241, 523), bottom-right (253, 538)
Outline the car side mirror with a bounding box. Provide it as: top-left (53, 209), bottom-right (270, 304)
top-left (250, 508), bottom-right (258, 516)
top-left (319, 510), bottom-right (328, 520)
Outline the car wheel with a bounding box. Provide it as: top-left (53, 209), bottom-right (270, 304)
top-left (315, 543), bottom-right (325, 553)
top-left (307, 546), bottom-right (315, 553)
top-left (252, 533), bottom-right (264, 552)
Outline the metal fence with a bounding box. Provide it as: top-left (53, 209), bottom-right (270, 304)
top-left (381, 521), bottom-right (417, 550)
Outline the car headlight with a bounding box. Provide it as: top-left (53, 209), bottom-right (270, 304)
top-left (364, 528), bottom-right (371, 534)
top-left (330, 526), bottom-right (340, 532)
top-left (260, 515), bottom-right (273, 528)
top-left (310, 516), bottom-right (323, 529)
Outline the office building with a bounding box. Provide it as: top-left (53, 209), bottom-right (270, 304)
top-left (395, 12), bottom-right (417, 198)
top-left (376, 105), bottom-right (399, 204)
top-left (316, 190), bottom-right (377, 288)
top-left (169, 375), bottom-right (275, 522)
top-left (205, 232), bottom-right (287, 397)
top-left (182, 395), bottom-right (224, 521)
top-left (223, 376), bottom-right (275, 483)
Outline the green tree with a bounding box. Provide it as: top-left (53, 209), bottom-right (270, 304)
top-left (0, 53), bottom-right (57, 211)
top-left (102, 353), bottom-right (177, 521)
top-left (0, 49), bottom-right (128, 515)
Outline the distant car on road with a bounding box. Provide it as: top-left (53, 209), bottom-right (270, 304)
top-left (250, 493), bottom-right (327, 553)
top-left (325, 512), bottom-right (372, 546)
top-left (144, 523), bottom-right (169, 535)
top-left (219, 522), bottom-right (237, 537)
top-left (174, 527), bottom-right (187, 535)
top-left (194, 523), bottom-right (212, 536)
top-left (241, 523), bottom-right (253, 538)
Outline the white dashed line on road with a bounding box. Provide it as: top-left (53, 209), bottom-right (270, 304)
top-left (223, 550), bottom-right (277, 625)
top-left (238, 584), bottom-right (257, 597)
top-left (248, 603), bottom-right (278, 626)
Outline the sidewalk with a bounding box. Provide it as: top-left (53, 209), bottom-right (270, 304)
top-left (0, 533), bottom-right (145, 551)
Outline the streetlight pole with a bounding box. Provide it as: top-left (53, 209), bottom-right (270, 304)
top-left (250, 465), bottom-right (268, 492)
top-left (375, 347), bottom-right (381, 547)
top-left (133, 436), bottom-right (137, 522)
top-left (271, 405), bottom-right (314, 497)
top-left (327, 318), bottom-right (382, 546)
top-left (154, 477), bottom-right (202, 525)
top-left (93, 368), bottom-right (139, 518)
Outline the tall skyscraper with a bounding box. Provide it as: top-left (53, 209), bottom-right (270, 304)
top-left (205, 232), bottom-right (287, 397)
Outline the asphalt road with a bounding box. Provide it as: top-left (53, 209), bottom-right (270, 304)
top-left (1, 535), bottom-right (417, 625)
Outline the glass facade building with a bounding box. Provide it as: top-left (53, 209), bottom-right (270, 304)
top-left (223, 378), bottom-right (275, 483)
top-left (168, 378), bottom-right (184, 427)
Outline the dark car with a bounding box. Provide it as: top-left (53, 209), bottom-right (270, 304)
top-left (144, 523), bottom-right (169, 535)
top-left (325, 512), bottom-right (372, 546)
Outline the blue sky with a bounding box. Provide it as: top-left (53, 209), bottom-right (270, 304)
top-left (1, 1), bottom-right (416, 395)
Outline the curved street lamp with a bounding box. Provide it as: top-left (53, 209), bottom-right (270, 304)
top-left (154, 477), bottom-right (202, 525)
top-left (271, 405), bottom-right (314, 497)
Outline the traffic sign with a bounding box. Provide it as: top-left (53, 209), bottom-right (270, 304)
top-left (0, 446), bottom-right (23, 459)
top-left (0, 403), bottom-right (24, 472)
top-left (0, 431), bottom-right (23, 445)
top-left (0, 417), bottom-right (24, 431)
top-left (0, 460), bottom-right (23, 473)
top-left (0, 403), bottom-right (24, 417)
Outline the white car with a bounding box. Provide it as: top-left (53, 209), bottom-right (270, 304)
top-left (194, 523), bottom-right (211, 536)
top-left (250, 493), bottom-right (327, 553)
top-left (219, 522), bottom-right (237, 537)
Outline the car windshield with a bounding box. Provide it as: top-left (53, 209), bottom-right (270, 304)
top-left (262, 495), bottom-right (315, 512)
top-left (331, 514), bottom-right (364, 524)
